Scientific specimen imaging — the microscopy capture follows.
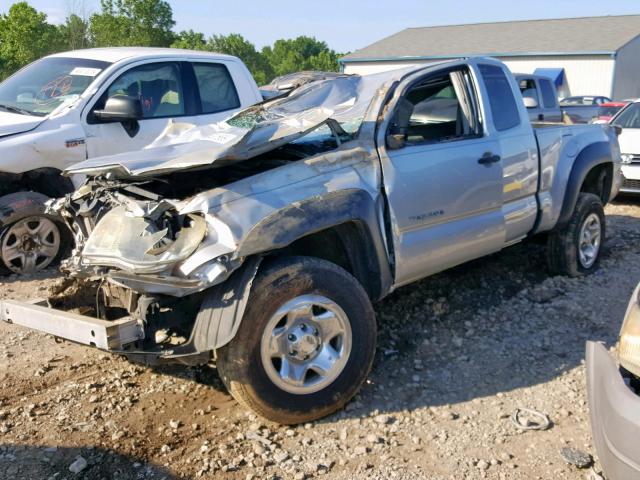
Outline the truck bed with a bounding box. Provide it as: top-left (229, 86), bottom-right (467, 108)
top-left (532, 122), bottom-right (619, 233)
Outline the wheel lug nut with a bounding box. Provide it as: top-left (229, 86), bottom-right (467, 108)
top-left (300, 324), bottom-right (307, 331)
top-left (288, 334), bottom-right (296, 341)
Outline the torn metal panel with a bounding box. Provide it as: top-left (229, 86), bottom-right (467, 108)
top-left (64, 69), bottom-right (411, 179)
top-left (52, 66), bottom-right (413, 308)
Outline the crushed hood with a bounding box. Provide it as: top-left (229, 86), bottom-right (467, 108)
top-left (66, 69), bottom-right (406, 179)
top-left (0, 111), bottom-right (45, 138)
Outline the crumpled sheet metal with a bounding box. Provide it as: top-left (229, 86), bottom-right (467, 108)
top-left (65, 69), bottom-right (411, 179)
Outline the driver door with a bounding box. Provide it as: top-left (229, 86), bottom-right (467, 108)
top-left (379, 65), bottom-right (506, 287)
top-left (83, 61), bottom-right (197, 158)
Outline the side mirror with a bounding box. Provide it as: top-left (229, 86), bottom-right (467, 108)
top-left (386, 134), bottom-right (406, 150)
top-left (94, 96), bottom-right (143, 122)
top-left (523, 97), bottom-right (539, 109)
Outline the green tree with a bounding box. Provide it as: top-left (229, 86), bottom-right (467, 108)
top-left (262, 36), bottom-right (339, 78)
top-left (172, 32), bottom-right (274, 85)
top-left (0, 2), bottom-right (64, 79)
top-left (58, 13), bottom-right (91, 50)
top-left (171, 29), bottom-right (207, 51)
top-left (207, 34), bottom-right (273, 85)
top-left (89, 0), bottom-right (175, 47)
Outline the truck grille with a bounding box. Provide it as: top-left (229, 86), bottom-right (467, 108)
top-left (630, 155), bottom-right (640, 164)
top-left (622, 178), bottom-right (640, 191)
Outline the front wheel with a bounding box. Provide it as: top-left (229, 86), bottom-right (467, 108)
top-left (546, 192), bottom-right (605, 277)
top-left (0, 192), bottom-right (68, 275)
top-left (215, 256), bottom-right (377, 424)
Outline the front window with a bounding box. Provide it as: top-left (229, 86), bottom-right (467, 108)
top-left (0, 57), bottom-right (110, 117)
top-left (105, 62), bottom-right (185, 118)
top-left (387, 67), bottom-right (482, 145)
top-left (598, 105), bottom-right (623, 118)
top-left (519, 79), bottom-right (539, 104)
top-left (612, 103), bottom-right (640, 129)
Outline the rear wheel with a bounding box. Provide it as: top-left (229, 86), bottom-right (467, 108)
top-left (215, 256), bottom-right (376, 424)
top-left (547, 193), bottom-right (605, 277)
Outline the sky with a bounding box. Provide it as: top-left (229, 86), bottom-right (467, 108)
top-left (1, 0), bottom-right (639, 53)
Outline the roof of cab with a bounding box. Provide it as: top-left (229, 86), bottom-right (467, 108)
top-left (47, 47), bottom-right (238, 64)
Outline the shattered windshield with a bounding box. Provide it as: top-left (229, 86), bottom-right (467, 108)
top-left (0, 57), bottom-right (110, 116)
top-left (227, 75), bottom-right (365, 140)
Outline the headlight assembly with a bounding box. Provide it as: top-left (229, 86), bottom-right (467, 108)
top-left (619, 284), bottom-right (640, 378)
top-left (81, 206), bottom-right (206, 274)
top-left (621, 154), bottom-right (634, 164)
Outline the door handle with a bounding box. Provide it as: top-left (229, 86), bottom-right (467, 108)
top-left (478, 152), bottom-right (501, 165)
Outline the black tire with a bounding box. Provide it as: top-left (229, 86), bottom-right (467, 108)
top-left (547, 193), bottom-right (605, 277)
top-left (216, 256), bottom-right (376, 424)
top-left (0, 192), bottom-right (70, 275)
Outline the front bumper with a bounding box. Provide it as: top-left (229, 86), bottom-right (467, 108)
top-left (586, 341), bottom-right (640, 479)
top-left (620, 164), bottom-right (640, 193)
top-left (0, 298), bottom-right (143, 350)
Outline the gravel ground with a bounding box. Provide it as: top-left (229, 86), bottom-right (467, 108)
top-left (0, 197), bottom-right (639, 480)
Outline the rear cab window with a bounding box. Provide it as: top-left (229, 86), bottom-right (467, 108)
top-left (478, 64), bottom-right (520, 131)
top-left (192, 62), bottom-right (240, 114)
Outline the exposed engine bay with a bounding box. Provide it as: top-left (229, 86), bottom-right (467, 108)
top-left (40, 69), bottom-right (395, 361)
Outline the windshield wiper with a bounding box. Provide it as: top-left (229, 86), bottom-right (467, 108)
top-left (0, 103), bottom-right (34, 116)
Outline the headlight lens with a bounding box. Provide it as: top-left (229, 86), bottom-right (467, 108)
top-left (82, 206), bottom-right (206, 273)
top-left (621, 154), bottom-right (634, 164)
top-left (619, 284), bottom-right (640, 377)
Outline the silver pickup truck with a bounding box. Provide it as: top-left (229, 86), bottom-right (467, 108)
top-left (1, 58), bottom-right (622, 424)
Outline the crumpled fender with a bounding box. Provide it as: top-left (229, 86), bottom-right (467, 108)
top-left (191, 256), bottom-right (262, 352)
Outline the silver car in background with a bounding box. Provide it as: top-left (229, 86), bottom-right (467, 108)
top-left (587, 283), bottom-right (640, 479)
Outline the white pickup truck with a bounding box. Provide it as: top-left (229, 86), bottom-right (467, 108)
top-left (0, 47), bottom-right (262, 274)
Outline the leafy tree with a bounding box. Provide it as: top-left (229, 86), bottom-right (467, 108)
top-left (262, 36), bottom-right (339, 78)
top-left (171, 29), bottom-right (207, 51)
top-left (0, 1), bottom-right (342, 86)
top-left (0, 2), bottom-right (64, 79)
top-left (207, 34), bottom-right (273, 85)
top-left (58, 14), bottom-right (91, 50)
top-left (172, 32), bottom-right (274, 85)
top-left (89, 0), bottom-right (175, 47)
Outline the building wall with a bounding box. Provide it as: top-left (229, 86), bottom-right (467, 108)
top-left (612, 35), bottom-right (640, 100)
top-left (501, 55), bottom-right (615, 99)
top-left (342, 55), bottom-right (616, 98)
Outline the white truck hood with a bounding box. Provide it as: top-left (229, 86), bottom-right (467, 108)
top-left (0, 111), bottom-right (44, 138)
top-left (617, 128), bottom-right (640, 155)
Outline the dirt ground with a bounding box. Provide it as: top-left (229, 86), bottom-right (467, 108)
top-left (1, 197), bottom-right (639, 480)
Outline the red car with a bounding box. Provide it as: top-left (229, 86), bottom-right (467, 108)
top-left (591, 101), bottom-right (629, 124)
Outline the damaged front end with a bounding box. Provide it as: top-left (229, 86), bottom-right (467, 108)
top-left (2, 68), bottom-right (402, 366)
top-left (26, 175), bottom-right (251, 365)
top-left (50, 179), bottom-right (237, 294)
